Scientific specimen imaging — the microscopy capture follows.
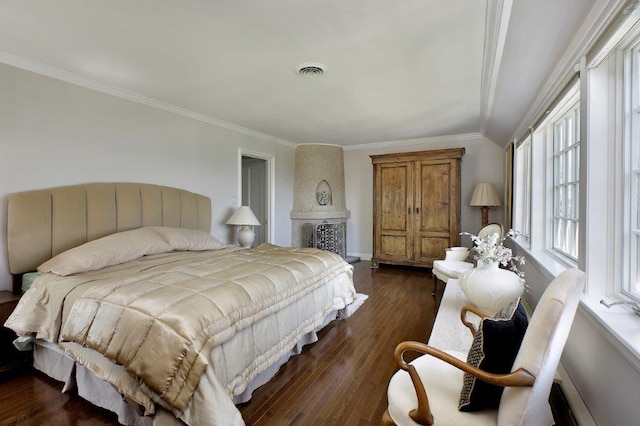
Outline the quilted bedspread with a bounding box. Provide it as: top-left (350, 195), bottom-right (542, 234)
top-left (6, 244), bottom-right (356, 412)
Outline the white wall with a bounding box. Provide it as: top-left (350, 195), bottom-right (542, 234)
top-left (564, 308), bottom-right (640, 425)
top-left (0, 63), bottom-right (295, 291)
top-left (343, 136), bottom-right (505, 260)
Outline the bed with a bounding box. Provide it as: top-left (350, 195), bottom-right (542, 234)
top-left (3, 182), bottom-right (364, 425)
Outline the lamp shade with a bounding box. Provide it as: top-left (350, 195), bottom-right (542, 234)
top-left (226, 206), bottom-right (261, 226)
top-left (469, 183), bottom-right (502, 207)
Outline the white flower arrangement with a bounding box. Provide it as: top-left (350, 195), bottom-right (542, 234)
top-left (460, 229), bottom-right (527, 282)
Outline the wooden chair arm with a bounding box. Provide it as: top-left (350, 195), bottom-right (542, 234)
top-left (394, 341), bottom-right (535, 425)
top-left (459, 305), bottom-right (492, 337)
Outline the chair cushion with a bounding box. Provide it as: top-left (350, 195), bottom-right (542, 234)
top-left (458, 299), bottom-right (528, 412)
top-left (444, 247), bottom-right (470, 261)
top-left (387, 350), bottom-right (497, 425)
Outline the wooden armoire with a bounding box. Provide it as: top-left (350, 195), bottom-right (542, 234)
top-left (370, 148), bottom-right (464, 268)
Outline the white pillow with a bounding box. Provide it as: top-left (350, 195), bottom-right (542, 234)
top-left (150, 227), bottom-right (225, 251)
top-left (38, 227), bottom-right (173, 276)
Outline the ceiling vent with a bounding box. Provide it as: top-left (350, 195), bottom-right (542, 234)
top-left (295, 63), bottom-right (327, 76)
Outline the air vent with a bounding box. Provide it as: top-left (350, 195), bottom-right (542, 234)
top-left (295, 63), bottom-right (327, 76)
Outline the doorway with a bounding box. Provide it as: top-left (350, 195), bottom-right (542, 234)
top-left (241, 155), bottom-right (268, 246)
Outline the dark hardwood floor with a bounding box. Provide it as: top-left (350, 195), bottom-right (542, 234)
top-left (0, 262), bottom-right (440, 425)
top-left (238, 262), bottom-right (438, 425)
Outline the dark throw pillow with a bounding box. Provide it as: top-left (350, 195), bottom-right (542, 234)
top-left (458, 299), bottom-right (529, 412)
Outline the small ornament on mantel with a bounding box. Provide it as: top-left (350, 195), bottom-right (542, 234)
top-left (315, 180), bottom-right (332, 206)
top-left (317, 190), bottom-right (331, 205)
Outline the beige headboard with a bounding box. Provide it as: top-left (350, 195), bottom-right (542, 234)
top-left (7, 182), bottom-right (212, 274)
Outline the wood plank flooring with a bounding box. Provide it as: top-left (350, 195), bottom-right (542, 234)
top-left (238, 262), bottom-right (438, 425)
top-left (0, 262), bottom-right (440, 425)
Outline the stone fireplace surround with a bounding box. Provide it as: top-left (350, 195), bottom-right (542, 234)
top-left (290, 144), bottom-right (357, 262)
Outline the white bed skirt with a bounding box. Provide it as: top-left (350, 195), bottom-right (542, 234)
top-left (30, 294), bottom-right (368, 426)
top-left (34, 328), bottom-right (323, 425)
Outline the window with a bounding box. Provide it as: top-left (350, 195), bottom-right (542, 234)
top-left (512, 82), bottom-right (580, 265)
top-left (514, 136), bottom-right (532, 238)
top-left (550, 97), bottom-right (580, 261)
top-left (511, 7), bottom-right (640, 304)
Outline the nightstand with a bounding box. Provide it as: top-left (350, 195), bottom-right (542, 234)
top-left (0, 291), bottom-right (29, 379)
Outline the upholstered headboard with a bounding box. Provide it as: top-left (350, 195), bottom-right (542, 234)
top-left (7, 182), bottom-right (212, 274)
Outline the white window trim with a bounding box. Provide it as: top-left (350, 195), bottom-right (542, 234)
top-left (549, 96), bottom-right (580, 261)
top-left (528, 85), bottom-right (581, 268)
top-left (576, 20), bottom-right (640, 372)
top-left (622, 34), bottom-right (640, 302)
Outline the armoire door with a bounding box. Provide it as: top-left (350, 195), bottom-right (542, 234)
top-left (413, 158), bottom-right (461, 265)
top-left (373, 161), bottom-right (414, 264)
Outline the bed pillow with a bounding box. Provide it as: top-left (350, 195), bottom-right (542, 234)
top-left (21, 271), bottom-right (40, 292)
top-left (150, 227), bottom-right (226, 251)
top-left (37, 227), bottom-right (173, 276)
top-left (458, 298), bottom-right (528, 412)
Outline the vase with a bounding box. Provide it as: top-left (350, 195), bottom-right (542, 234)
top-left (458, 261), bottom-right (524, 315)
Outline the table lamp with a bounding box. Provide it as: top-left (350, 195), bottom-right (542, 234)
top-left (469, 182), bottom-right (502, 227)
top-left (226, 206), bottom-right (260, 247)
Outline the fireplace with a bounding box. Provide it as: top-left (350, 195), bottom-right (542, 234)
top-left (290, 145), bottom-right (357, 262)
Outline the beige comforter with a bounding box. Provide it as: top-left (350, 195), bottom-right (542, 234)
top-left (6, 244), bottom-right (356, 412)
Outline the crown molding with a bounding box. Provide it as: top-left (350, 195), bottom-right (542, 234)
top-left (0, 50), bottom-right (297, 149)
top-left (295, 143), bottom-right (344, 148)
top-left (342, 132), bottom-right (484, 151)
top-left (479, 0), bottom-right (513, 136)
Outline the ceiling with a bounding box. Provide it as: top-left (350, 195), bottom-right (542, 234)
top-left (0, 0), bottom-right (595, 147)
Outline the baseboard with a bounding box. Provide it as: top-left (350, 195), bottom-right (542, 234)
top-left (347, 252), bottom-right (372, 261)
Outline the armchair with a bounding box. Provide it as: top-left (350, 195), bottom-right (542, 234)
top-left (383, 268), bottom-right (585, 425)
top-left (431, 223), bottom-right (503, 295)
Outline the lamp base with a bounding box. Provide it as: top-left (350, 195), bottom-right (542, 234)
top-left (480, 206), bottom-right (490, 227)
top-left (237, 225), bottom-right (255, 248)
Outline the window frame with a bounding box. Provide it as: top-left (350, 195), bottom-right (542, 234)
top-left (514, 135), bottom-right (532, 239)
top-left (622, 34), bottom-right (640, 301)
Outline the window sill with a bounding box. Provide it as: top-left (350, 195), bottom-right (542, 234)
top-left (508, 238), bottom-right (575, 282)
top-left (510, 238), bottom-right (640, 373)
